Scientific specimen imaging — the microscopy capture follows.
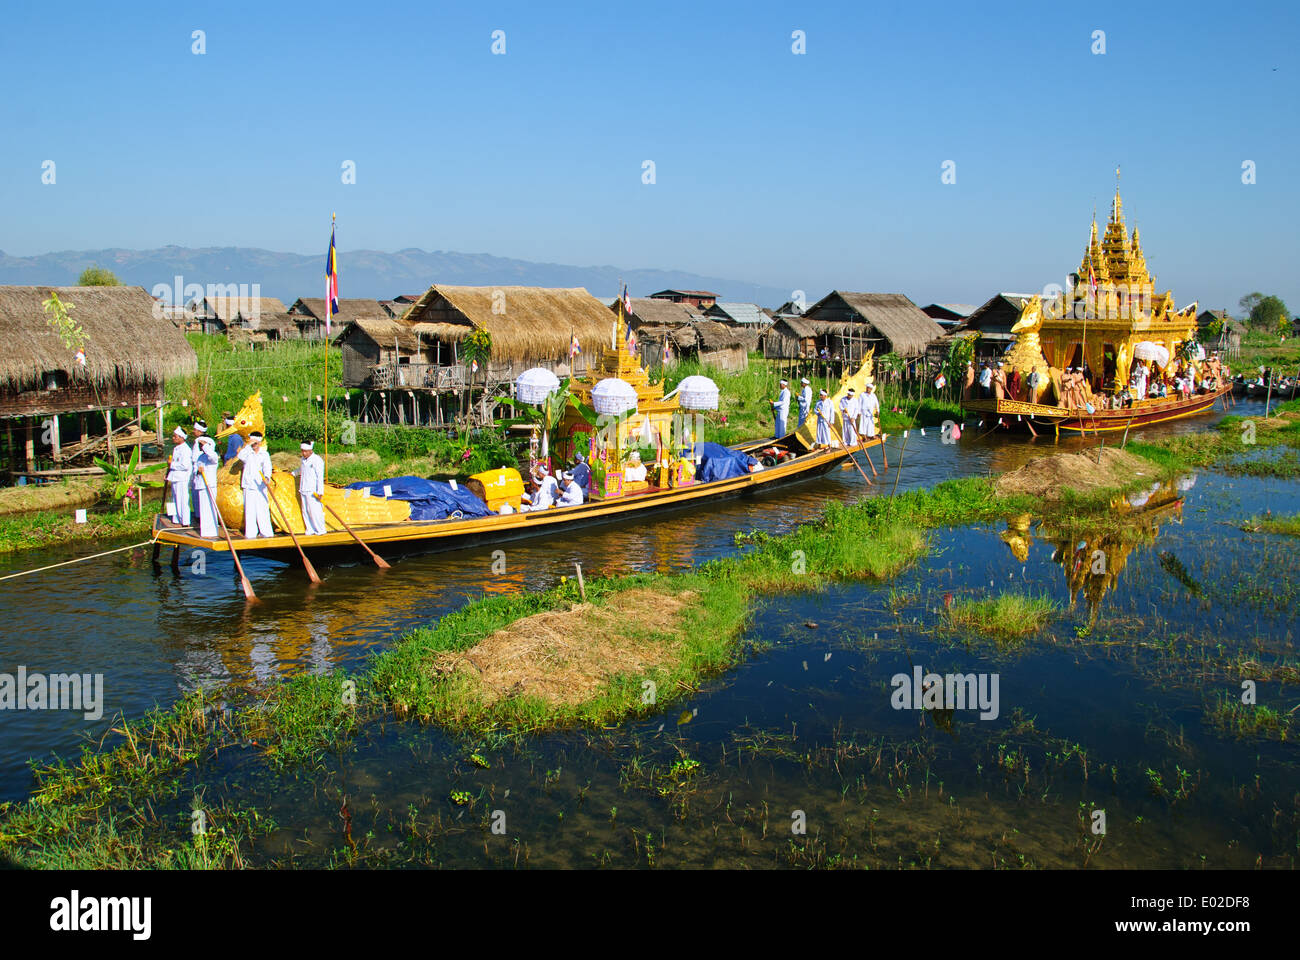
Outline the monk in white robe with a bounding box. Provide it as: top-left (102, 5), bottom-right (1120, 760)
top-left (166, 426), bottom-right (193, 526)
top-left (191, 435), bottom-right (219, 538)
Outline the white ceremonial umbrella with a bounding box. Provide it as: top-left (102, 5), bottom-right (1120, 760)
top-left (515, 367), bottom-right (561, 404)
top-left (676, 375), bottom-right (720, 410)
top-left (1132, 342), bottom-right (1170, 367)
top-left (591, 377), bottom-right (638, 415)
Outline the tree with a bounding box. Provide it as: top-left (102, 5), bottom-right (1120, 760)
top-left (77, 265), bottom-right (120, 286)
top-left (460, 327), bottom-right (493, 421)
top-left (1243, 294), bottom-right (1289, 332)
top-left (1239, 292), bottom-right (1263, 319)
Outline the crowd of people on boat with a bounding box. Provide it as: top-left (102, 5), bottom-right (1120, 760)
top-left (961, 352), bottom-right (1230, 411)
top-left (163, 411), bottom-right (327, 540)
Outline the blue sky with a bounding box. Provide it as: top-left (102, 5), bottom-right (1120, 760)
top-left (1, 0), bottom-right (1296, 310)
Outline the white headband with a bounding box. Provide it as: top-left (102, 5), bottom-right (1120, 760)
top-left (301, 441), bottom-right (314, 450)
top-left (172, 426), bottom-right (186, 439)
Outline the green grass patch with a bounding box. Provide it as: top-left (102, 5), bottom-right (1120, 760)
top-left (0, 507), bottom-right (155, 555)
top-left (1206, 695), bottom-right (1293, 742)
top-left (942, 592), bottom-right (1060, 638)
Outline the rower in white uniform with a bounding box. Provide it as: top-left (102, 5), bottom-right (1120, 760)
top-left (814, 389), bottom-right (833, 448)
top-left (294, 440), bottom-right (326, 535)
top-left (797, 378), bottom-right (812, 428)
top-left (770, 379), bottom-right (790, 438)
top-left (556, 469), bottom-right (585, 506)
top-left (857, 382), bottom-right (880, 438)
top-left (237, 430), bottom-right (275, 537)
top-left (839, 388), bottom-right (859, 447)
top-left (165, 426), bottom-right (193, 526)
top-left (522, 465), bottom-right (559, 511)
top-left (192, 435), bottom-right (219, 538)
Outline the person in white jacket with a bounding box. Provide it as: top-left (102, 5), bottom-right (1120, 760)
top-left (857, 382), bottom-right (880, 438)
top-left (191, 435), bottom-right (220, 538)
top-left (237, 431), bottom-right (275, 538)
top-left (165, 426), bottom-right (193, 526)
top-left (839, 388), bottom-right (859, 447)
top-left (293, 441), bottom-right (326, 535)
top-left (556, 469), bottom-right (585, 506)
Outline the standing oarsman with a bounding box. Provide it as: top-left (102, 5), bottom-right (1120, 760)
top-left (858, 382), bottom-right (880, 438)
top-left (221, 412), bottom-right (244, 464)
top-left (192, 435), bottom-right (219, 539)
top-left (814, 389), bottom-right (833, 448)
top-left (797, 378), bottom-right (812, 428)
top-left (962, 362), bottom-right (976, 400)
top-left (166, 426), bottom-right (194, 526)
top-left (191, 418), bottom-right (209, 463)
top-left (771, 379), bottom-right (791, 438)
top-left (979, 362), bottom-right (993, 398)
top-left (294, 440), bottom-right (326, 536)
top-left (237, 431), bottom-right (275, 538)
top-left (839, 387), bottom-right (859, 447)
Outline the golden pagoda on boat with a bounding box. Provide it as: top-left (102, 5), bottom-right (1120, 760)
top-left (558, 307), bottom-right (688, 497)
top-left (963, 177), bottom-right (1231, 436)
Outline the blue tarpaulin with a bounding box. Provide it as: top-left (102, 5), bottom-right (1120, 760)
top-left (344, 475), bottom-right (492, 521)
top-left (693, 442), bottom-right (757, 483)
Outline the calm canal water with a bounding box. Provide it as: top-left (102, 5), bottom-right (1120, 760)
top-left (1, 398), bottom-right (1295, 867)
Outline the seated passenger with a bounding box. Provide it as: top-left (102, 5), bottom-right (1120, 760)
top-left (557, 470), bottom-right (585, 506)
top-left (521, 466), bottom-right (559, 511)
top-left (623, 450), bottom-right (648, 485)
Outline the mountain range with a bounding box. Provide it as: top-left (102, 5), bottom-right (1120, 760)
top-left (0, 246), bottom-right (792, 308)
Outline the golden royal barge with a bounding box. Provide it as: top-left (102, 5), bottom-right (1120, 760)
top-left (153, 319), bottom-right (886, 568)
top-left (962, 181), bottom-right (1232, 436)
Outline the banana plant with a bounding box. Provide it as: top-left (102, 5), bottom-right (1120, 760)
top-left (497, 378), bottom-right (598, 463)
top-left (93, 445), bottom-right (166, 512)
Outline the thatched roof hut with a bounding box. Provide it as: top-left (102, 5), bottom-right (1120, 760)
top-left (802, 292), bottom-right (946, 358)
top-left (633, 318), bottom-right (749, 372)
top-left (190, 294), bottom-right (287, 335)
top-left (334, 285), bottom-right (617, 390)
top-left (0, 285), bottom-right (197, 418)
top-left (623, 297), bottom-right (702, 328)
top-left (288, 298), bottom-right (392, 339)
top-left (402, 285), bottom-right (615, 368)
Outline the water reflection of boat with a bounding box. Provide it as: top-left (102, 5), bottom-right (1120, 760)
top-left (999, 478), bottom-right (1188, 624)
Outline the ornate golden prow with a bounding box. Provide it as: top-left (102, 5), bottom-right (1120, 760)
top-left (1004, 296), bottom-right (1053, 403)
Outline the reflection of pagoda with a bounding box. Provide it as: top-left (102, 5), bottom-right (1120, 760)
top-left (998, 481), bottom-right (1185, 626)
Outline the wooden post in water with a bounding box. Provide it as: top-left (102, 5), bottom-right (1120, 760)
top-left (574, 562), bottom-right (586, 602)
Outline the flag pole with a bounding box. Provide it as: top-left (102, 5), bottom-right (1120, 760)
top-left (324, 212), bottom-right (335, 485)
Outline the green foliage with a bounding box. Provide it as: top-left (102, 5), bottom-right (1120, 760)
top-left (42, 291), bottom-right (85, 352)
top-left (92, 445), bottom-right (165, 510)
top-left (76, 265), bottom-right (121, 286)
top-left (1244, 293), bottom-right (1288, 332)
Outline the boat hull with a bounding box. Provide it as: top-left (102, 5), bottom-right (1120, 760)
top-left (152, 436), bottom-right (884, 565)
top-left (961, 385), bottom-right (1231, 435)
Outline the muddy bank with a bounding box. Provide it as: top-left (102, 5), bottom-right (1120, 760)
top-left (994, 448), bottom-right (1156, 500)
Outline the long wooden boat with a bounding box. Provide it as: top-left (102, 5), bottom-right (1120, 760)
top-left (963, 384), bottom-right (1231, 436)
top-left (152, 433), bottom-right (885, 564)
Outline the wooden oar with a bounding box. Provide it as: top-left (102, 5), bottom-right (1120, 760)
top-left (320, 496), bottom-right (391, 569)
top-left (839, 419), bottom-right (873, 485)
top-left (845, 419), bottom-right (879, 476)
top-left (266, 480), bottom-right (322, 584)
top-left (203, 474), bottom-right (256, 601)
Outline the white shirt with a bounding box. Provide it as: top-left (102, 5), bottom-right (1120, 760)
top-left (531, 474), bottom-right (559, 509)
top-left (815, 398), bottom-right (833, 422)
top-left (773, 387), bottom-right (790, 416)
top-left (839, 395), bottom-right (859, 420)
top-left (859, 392), bottom-right (880, 419)
top-left (237, 443), bottom-right (273, 490)
top-left (166, 441), bottom-right (193, 482)
top-left (557, 480), bottom-right (584, 506)
top-left (799, 386), bottom-right (812, 411)
top-left (295, 453), bottom-right (325, 496)
top-left (192, 445), bottom-right (218, 489)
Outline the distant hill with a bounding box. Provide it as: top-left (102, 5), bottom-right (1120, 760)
top-left (0, 246), bottom-right (791, 308)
